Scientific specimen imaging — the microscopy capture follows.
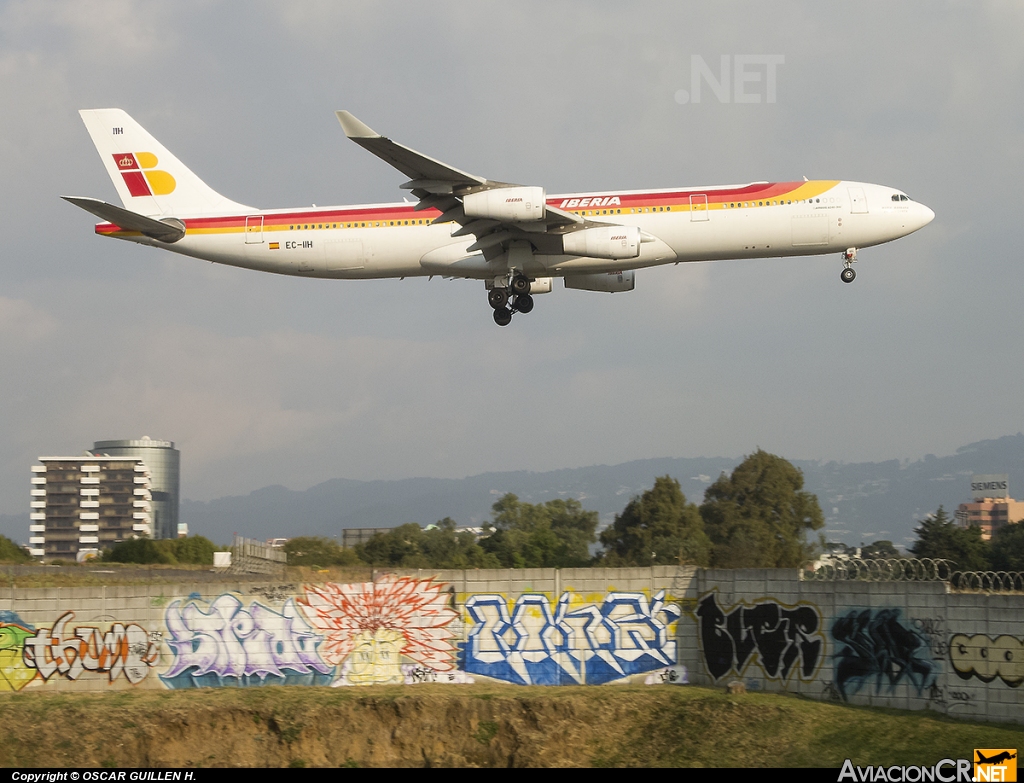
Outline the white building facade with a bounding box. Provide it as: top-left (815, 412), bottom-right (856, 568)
top-left (30, 456), bottom-right (153, 560)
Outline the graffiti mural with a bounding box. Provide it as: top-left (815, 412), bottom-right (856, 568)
top-left (22, 612), bottom-right (159, 685)
top-left (460, 590), bottom-right (680, 685)
top-left (300, 576), bottom-right (458, 686)
top-left (949, 634), bottom-right (1023, 688)
top-left (162, 595), bottom-right (332, 688)
top-left (0, 612), bottom-right (36, 692)
top-left (696, 592), bottom-right (824, 682)
top-left (831, 608), bottom-right (938, 700)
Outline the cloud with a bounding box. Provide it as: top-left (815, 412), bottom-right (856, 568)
top-left (0, 297), bottom-right (58, 349)
top-left (1, 2), bottom-right (1023, 516)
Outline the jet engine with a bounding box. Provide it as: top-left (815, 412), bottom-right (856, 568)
top-left (463, 186), bottom-right (546, 222)
top-left (561, 225), bottom-right (641, 260)
top-left (563, 270), bottom-right (635, 293)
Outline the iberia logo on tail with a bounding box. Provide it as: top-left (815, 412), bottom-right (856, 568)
top-left (112, 152), bottom-right (176, 196)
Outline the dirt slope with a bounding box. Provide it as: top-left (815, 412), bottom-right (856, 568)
top-left (1, 685), bottom-right (1020, 768)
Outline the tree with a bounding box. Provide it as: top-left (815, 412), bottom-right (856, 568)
top-left (861, 540), bottom-right (901, 559)
top-left (700, 450), bottom-right (824, 568)
top-left (598, 476), bottom-right (711, 566)
top-left (0, 535), bottom-right (30, 563)
top-left (103, 537), bottom-right (170, 564)
top-left (480, 494), bottom-right (598, 568)
top-left (355, 519), bottom-right (500, 569)
top-left (990, 522), bottom-right (1024, 572)
top-left (285, 536), bottom-right (362, 567)
top-left (910, 507), bottom-right (990, 571)
top-left (171, 535), bottom-right (217, 565)
top-left (102, 535), bottom-right (222, 565)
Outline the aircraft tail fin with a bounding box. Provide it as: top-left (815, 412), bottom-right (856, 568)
top-left (78, 109), bottom-right (253, 216)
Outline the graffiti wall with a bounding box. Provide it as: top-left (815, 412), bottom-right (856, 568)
top-left (0, 567), bottom-right (1021, 723)
top-left (0, 572), bottom-right (684, 692)
top-left (685, 568), bottom-right (1024, 723)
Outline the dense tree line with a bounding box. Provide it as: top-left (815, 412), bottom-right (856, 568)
top-left (908, 506), bottom-right (1024, 572)
top-left (102, 535), bottom-right (219, 565)
top-left (280, 449), bottom-right (826, 570)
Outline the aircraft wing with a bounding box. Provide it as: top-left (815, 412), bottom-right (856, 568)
top-left (336, 111), bottom-right (585, 257)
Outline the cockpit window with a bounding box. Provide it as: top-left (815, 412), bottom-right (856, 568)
top-left (892, 194), bottom-right (911, 202)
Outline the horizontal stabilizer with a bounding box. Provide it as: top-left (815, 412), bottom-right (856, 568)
top-left (62, 196), bottom-right (185, 243)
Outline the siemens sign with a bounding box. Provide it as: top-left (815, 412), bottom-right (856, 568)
top-left (971, 474), bottom-right (1009, 500)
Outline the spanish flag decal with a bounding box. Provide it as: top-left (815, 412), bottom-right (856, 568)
top-left (269, 242), bottom-right (280, 250)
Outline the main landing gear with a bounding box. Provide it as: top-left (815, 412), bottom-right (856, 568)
top-left (840, 248), bottom-right (858, 283)
top-left (488, 275), bottom-right (534, 326)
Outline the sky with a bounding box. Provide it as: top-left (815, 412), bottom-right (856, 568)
top-left (1, 1), bottom-right (1023, 513)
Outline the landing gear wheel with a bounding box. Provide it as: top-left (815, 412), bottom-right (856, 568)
top-left (513, 293), bottom-right (534, 314)
top-left (511, 275), bottom-right (531, 295)
top-left (840, 267), bottom-right (856, 284)
top-left (488, 288), bottom-right (509, 309)
top-left (493, 307), bottom-right (513, 326)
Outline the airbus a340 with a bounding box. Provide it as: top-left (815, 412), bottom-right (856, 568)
top-left (65, 109), bottom-right (934, 326)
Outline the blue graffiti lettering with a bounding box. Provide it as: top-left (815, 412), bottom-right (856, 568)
top-left (161, 595), bottom-right (333, 688)
top-left (460, 590), bottom-right (680, 685)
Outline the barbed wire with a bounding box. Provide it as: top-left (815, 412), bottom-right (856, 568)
top-left (805, 557), bottom-right (953, 582)
top-left (805, 557), bottom-right (1024, 592)
top-left (948, 571), bottom-right (1024, 593)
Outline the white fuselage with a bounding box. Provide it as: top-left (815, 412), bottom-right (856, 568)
top-left (97, 179), bottom-right (934, 282)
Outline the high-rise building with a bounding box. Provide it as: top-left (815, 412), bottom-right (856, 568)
top-left (30, 456), bottom-right (152, 560)
top-left (90, 438), bottom-right (180, 540)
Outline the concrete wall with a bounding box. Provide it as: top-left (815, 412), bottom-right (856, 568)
top-left (0, 568), bottom-right (1020, 724)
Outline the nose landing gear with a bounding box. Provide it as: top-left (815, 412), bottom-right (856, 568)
top-left (841, 248), bottom-right (858, 283)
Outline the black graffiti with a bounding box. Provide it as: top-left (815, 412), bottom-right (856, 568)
top-left (696, 593), bottom-right (823, 682)
top-left (911, 616), bottom-right (949, 656)
top-left (831, 608), bottom-right (937, 701)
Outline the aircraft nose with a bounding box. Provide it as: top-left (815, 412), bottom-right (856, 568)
top-left (918, 203), bottom-right (935, 228)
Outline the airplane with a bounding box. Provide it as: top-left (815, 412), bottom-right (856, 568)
top-left (977, 752), bottom-right (1017, 765)
top-left (64, 109), bottom-right (935, 326)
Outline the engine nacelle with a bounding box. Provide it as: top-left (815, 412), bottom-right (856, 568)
top-left (463, 186), bottom-right (546, 222)
top-left (561, 225), bottom-right (641, 260)
top-left (528, 277), bottom-right (553, 294)
top-left (563, 270), bottom-right (635, 293)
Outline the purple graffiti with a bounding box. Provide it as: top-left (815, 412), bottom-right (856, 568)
top-left (162, 595), bottom-right (331, 688)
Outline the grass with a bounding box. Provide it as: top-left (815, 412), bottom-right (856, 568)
top-left (0, 684), bottom-right (1018, 767)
